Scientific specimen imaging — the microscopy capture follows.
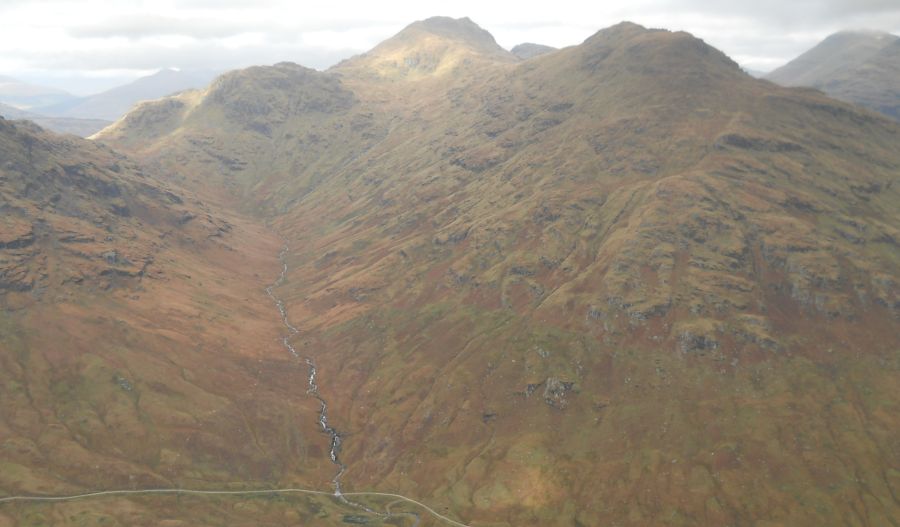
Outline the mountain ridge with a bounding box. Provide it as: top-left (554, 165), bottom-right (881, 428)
top-left (0, 75), bottom-right (75, 109)
top-left (11, 17), bottom-right (900, 526)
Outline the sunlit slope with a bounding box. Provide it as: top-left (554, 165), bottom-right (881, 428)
top-left (99, 19), bottom-right (900, 526)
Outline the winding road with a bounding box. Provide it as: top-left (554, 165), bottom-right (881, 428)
top-left (0, 488), bottom-right (471, 527)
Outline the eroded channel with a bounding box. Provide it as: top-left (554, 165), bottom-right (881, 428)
top-left (265, 244), bottom-right (420, 526)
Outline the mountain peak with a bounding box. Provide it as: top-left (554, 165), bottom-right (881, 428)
top-left (578, 21), bottom-right (741, 79)
top-left (404, 16), bottom-right (494, 44)
top-left (332, 16), bottom-right (515, 80)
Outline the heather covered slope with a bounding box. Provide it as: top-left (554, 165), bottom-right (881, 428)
top-left (0, 119), bottom-right (362, 524)
top-left (767, 31), bottom-right (900, 120)
top-left (92, 19), bottom-right (900, 526)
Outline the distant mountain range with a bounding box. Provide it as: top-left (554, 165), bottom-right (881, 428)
top-left (0, 75), bottom-right (76, 109)
top-left (0, 69), bottom-right (218, 134)
top-left (767, 30), bottom-right (900, 119)
top-left (35, 68), bottom-right (219, 121)
top-left (0, 101), bottom-right (111, 136)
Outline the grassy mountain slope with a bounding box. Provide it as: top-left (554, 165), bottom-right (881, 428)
top-left (767, 31), bottom-right (900, 119)
top-left (85, 19), bottom-right (900, 526)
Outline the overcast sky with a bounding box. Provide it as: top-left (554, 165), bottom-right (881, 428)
top-left (2, 0), bottom-right (899, 94)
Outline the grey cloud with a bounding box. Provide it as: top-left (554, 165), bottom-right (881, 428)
top-left (4, 0), bottom-right (900, 85)
top-left (69, 15), bottom-right (253, 39)
top-left (16, 40), bottom-right (356, 71)
top-left (664, 0), bottom-right (900, 27)
top-left (68, 14), bottom-right (394, 41)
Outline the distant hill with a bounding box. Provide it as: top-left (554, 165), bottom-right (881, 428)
top-left (511, 42), bottom-right (557, 59)
top-left (0, 102), bottom-right (110, 136)
top-left (742, 67), bottom-right (769, 78)
top-left (767, 30), bottom-right (900, 119)
top-left (36, 68), bottom-right (219, 121)
top-left (0, 75), bottom-right (76, 109)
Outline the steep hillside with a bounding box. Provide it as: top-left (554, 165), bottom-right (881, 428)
top-left (0, 119), bottom-right (371, 525)
top-left (37, 69), bottom-right (219, 122)
top-left (767, 31), bottom-right (900, 119)
top-left (89, 19), bottom-right (900, 526)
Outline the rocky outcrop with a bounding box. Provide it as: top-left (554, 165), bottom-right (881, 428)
top-left (543, 377), bottom-right (576, 409)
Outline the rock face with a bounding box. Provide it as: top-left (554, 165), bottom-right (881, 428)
top-left (60, 18), bottom-right (900, 527)
top-left (767, 30), bottom-right (900, 120)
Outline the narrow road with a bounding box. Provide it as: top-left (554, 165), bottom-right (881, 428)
top-left (0, 488), bottom-right (471, 527)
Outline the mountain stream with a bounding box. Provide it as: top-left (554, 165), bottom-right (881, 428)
top-left (265, 244), bottom-right (420, 526)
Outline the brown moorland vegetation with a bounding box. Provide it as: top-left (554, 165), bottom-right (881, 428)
top-left (3, 18), bottom-right (899, 526)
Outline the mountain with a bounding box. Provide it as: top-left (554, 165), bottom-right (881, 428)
top-left (0, 75), bottom-right (76, 109)
top-left (36, 68), bottom-right (219, 122)
top-left (333, 16), bottom-right (516, 80)
top-left (0, 102), bottom-right (111, 136)
top-left (767, 30), bottom-right (900, 119)
top-left (11, 17), bottom-right (900, 526)
top-left (511, 42), bottom-right (557, 59)
top-left (0, 117), bottom-right (361, 523)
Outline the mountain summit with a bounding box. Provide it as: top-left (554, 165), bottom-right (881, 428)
top-left (333, 16), bottom-right (515, 79)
